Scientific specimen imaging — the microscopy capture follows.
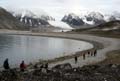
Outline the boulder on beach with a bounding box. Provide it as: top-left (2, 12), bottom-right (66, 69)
top-left (52, 63), bottom-right (72, 71)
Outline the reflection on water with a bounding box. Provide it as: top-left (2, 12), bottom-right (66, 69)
top-left (0, 35), bottom-right (93, 67)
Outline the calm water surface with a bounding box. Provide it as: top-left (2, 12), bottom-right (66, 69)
top-left (0, 35), bottom-right (93, 67)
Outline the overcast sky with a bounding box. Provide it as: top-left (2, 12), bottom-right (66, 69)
top-left (0, 0), bottom-right (120, 20)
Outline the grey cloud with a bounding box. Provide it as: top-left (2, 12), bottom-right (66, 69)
top-left (0, 0), bottom-right (120, 20)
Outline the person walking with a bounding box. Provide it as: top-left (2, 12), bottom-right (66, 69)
top-left (74, 56), bottom-right (78, 63)
top-left (94, 50), bottom-right (97, 56)
top-left (91, 51), bottom-right (94, 56)
top-left (20, 61), bottom-right (26, 72)
top-left (83, 54), bottom-right (86, 60)
top-left (44, 63), bottom-right (48, 69)
top-left (88, 51), bottom-right (91, 57)
top-left (3, 58), bottom-right (10, 70)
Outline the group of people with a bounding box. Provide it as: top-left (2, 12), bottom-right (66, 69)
top-left (3, 58), bottom-right (49, 73)
top-left (3, 49), bottom-right (97, 70)
top-left (3, 58), bottom-right (27, 72)
top-left (74, 49), bottom-right (97, 63)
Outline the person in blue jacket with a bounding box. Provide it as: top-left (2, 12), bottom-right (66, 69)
top-left (3, 58), bottom-right (10, 70)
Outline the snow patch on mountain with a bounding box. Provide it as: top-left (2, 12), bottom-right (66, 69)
top-left (83, 19), bottom-right (94, 25)
top-left (9, 9), bottom-right (55, 21)
top-left (87, 12), bottom-right (104, 20)
top-left (104, 15), bottom-right (116, 22)
top-left (7, 9), bottom-right (56, 27)
top-left (11, 9), bottom-right (35, 18)
top-left (48, 20), bottom-right (73, 29)
top-left (111, 11), bottom-right (120, 20)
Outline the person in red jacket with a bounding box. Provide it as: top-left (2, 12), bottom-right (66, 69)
top-left (20, 61), bottom-right (26, 72)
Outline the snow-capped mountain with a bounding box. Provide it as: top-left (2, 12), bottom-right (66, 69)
top-left (8, 9), bottom-right (74, 30)
top-left (2, 6), bottom-right (120, 30)
top-left (112, 11), bottom-right (120, 20)
top-left (62, 13), bottom-right (85, 26)
top-left (10, 9), bottom-right (55, 27)
top-left (86, 12), bottom-right (104, 20)
top-left (61, 11), bottom-right (120, 27)
top-left (84, 12), bottom-right (105, 25)
top-left (104, 15), bottom-right (116, 22)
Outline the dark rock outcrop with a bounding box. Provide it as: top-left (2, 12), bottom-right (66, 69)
top-left (16, 16), bottom-right (49, 26)
top-left (62, 13), bottom-right (85, 26)
top-left (0, 63), bottom-right (120, 81)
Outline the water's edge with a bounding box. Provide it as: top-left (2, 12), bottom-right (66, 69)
top-left (0, 31), bottom-right (104, 69)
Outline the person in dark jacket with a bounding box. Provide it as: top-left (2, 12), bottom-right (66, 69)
top-left (44, 63), bottom-right (48, 69)
top-left (83, 54), bottom-right (86, 60)
top-left (88, 51), bottom-right (91, 57)
top-left (74, 56), bottom-right (78, 63)
top-left (20, 61), bottom-right (26, 72)
top-left (3, 58), bottom-right (10, 70)
top-left (94, 49), bottom-right (97, 56)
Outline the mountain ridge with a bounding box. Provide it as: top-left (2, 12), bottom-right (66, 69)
top-left (9, 9), bottom-right (55, 27)
top-left (0, 7), bottom-right (29, 30)
top-left (62, 12), bottom-right (120, 28)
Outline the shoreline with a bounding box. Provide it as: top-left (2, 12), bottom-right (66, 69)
top-left (0, 30), bottom-right (103, 49)
top-left (0, 30), bottom-right (120, 68)
top-left (0, 30), bottom-right (98, 70)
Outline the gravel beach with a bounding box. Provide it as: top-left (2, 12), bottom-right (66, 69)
top-left (0, 30), bottom-right (120, 67)
top-left (0, 30), bottom-right (120, 81)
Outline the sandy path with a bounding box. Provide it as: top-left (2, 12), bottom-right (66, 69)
top-left (0, 30), bottom-right (120, 67)
top-left (48, 33), bottom-right (120, 67)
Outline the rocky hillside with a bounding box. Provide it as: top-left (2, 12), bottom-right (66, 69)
top-left (92, 20), bottom-right (120, 32)
top-left (72, 20), bottom-right (120, 35)
top-left (0, 7), bottom-right (29, 30)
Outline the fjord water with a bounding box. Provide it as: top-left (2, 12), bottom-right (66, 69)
top-left (0, 35), bottom-right (93, 67)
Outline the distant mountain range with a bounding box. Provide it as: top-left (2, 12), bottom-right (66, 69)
top-left (4, 8), bottom-right (73, 30)
top-left (62, 12), bottom-right (120, 28)
top-left (0, 6), bottom-right (120, 31)
top-left (10, 9), bottom-right (55, 27)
